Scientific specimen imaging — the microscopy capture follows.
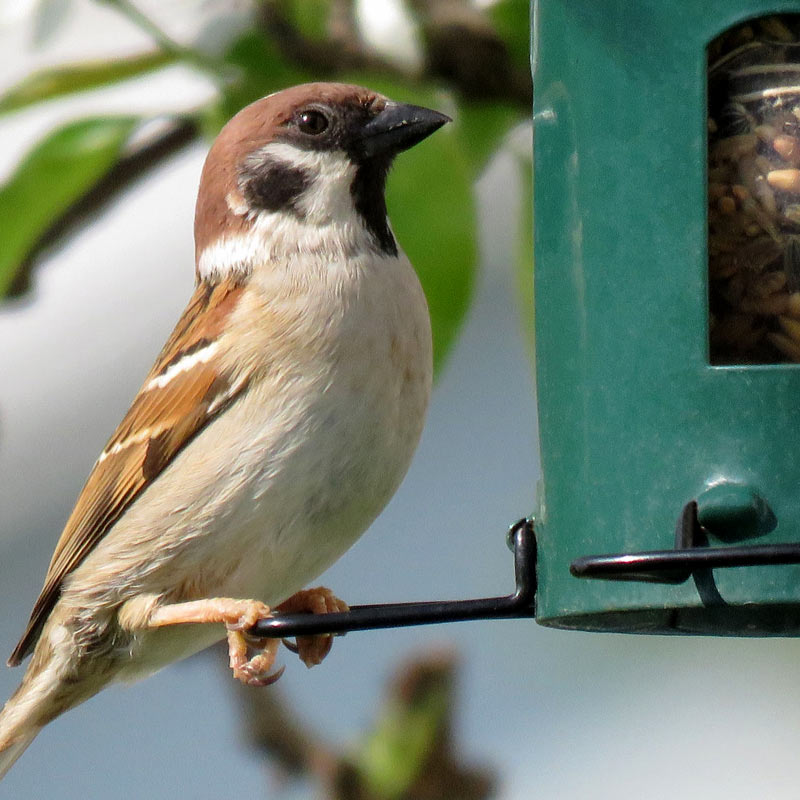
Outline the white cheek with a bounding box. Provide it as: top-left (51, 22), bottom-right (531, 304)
top-left (197, 143), bottom-right (389, 281)
top-left (257, 143), bottom-right (358, 225)
top-left (299, 160), bottom-right (357, 223)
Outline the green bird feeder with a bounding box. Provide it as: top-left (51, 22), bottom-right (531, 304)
top-left (533, 1), bottom-right (800, 634)
top-left (252, 2), bottom-right (800, 646)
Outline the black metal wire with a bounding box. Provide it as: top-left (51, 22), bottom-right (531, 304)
top-left (248, 518), bottom-right (536, 639)
top-left (570, 544), bottom-right (800, 582)
top-left (570, 501), bottom-right (800, 583)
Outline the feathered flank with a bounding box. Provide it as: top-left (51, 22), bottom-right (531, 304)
top-left (9, 278), bottom-right (249, 666)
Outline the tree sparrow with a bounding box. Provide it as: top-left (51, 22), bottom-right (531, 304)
top-left (0, 82), bottom-right (448, 778)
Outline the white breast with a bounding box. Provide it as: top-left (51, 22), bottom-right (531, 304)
top-left (220, 244), bottom-right (433, 600)
top-left (77, 242), bottom-right (431, 679)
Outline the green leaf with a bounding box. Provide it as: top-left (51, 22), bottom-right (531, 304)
top-left (488, 0), bottom-right (530, 73)
top-left (0, 52), bottom-right (176, 115)
top-left (389, 128), bottom-right (476, 375)
top-left (357, 687), bottom-right (450, 799)
top-left (0, 116), bottom-right (138, 297)
top-left (392, 148), bottom-right (476, 371)
top-left (455, 100), bottom-right (524, 176)
top-left (274, 0), bottom-right (331, 40)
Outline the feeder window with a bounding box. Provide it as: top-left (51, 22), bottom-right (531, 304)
top-left (708, 15), bottom-right (800, 364)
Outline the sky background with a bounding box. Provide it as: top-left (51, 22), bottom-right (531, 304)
top-left (2, 2), bottom-right (800, 799)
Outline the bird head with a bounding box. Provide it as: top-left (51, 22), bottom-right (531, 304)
top-left (194, 83), bottom-right (450, 280)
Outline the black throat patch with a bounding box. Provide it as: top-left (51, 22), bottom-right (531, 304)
top-left (351, 158), bottom-right (397, 257)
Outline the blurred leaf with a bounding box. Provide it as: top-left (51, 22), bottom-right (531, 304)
top-left (0, 51), bottom-right (176, 115)
top-left (203, 30), bottom-right (310, 136)
top-left (390, 131), bottom-right (476, 374)
top-left (358, 79), bottom-right (476, 374)
top-left (455, 100), bottom-right (522, 175)
top-left (274, 0), bottom-right (331, 40)
top-left (32, 0), bottom-right (73, 47)
top-left (357, 678), bottom-right (450, 799)
top-left (516, 155), bottom-right (534, 362)
top-left (402, 172), bottom-right (475, 373)
top-left (0, 116), bottom-right (138, 297)
top-left (488, 0), bottom-right (530, 72)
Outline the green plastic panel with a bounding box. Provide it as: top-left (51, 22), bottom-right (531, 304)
top-left (532, 0), bottom-right (800, 634)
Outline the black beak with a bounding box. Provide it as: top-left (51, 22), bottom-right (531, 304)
top-left (357, 101), bottom-right (451, 159)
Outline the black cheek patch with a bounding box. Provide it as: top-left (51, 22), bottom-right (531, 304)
top-left (241, 156), bottom-right (312, 216)
top-left (351, 159), bottom-right (398, 257)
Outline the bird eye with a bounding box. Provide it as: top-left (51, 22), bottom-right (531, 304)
top-left (297, 110), bottom-right (329, 135)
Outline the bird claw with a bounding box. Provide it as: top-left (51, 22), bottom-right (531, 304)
top-left (281, 637), bottom-right (299, 654)
top-left (276, 587), bottom-right (349, 668)
top-left (224, 589), bottom-right (348, 681)
top-left (237, 662), bottom-right (285, 688)
top-left (227, 627), bottom-right (282, 687)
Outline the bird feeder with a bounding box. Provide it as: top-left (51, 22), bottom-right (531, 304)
top-left (253, 1), bottom-right (800, 645)
top-left (533, 1), bottom-right (800, 634)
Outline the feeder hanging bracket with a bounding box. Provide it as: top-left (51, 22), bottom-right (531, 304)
top-left (570, 501), bottom-right (800, 584)
top-left (249, 518), bottom-right (536, 639)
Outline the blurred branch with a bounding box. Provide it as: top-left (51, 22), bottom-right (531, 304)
top-left (410, 0), bottom-right (531, 105)
top-left (235, 648), bottom-right (495, 800)
top-left (258, 0), bottom-right (532, 106)
top-left (257, 0), bottom-right (388, 76)
top-left (0, 0), bottom-right (529, 301)
top-left (8, 117), bottom-right (199, 297)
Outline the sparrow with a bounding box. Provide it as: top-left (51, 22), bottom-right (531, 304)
top-left (0, 82), bottom-right (448, 778)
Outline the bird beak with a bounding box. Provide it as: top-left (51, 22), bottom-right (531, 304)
top-left (357, 101), bottom-right (451, 159)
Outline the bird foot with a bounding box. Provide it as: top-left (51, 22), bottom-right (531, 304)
top-left (227, 628), bottom-right (284, 687)
top-left (276, 586), bottom-right (349, 667)
top-left (144, 596), bottom-right (281, 686)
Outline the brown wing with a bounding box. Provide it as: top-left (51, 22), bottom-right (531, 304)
top-left (9, 278), bottom-right (249, 666)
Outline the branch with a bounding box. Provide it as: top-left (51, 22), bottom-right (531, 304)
top-left (411, 0), bottom-right (532, 105)
top-left (5, 0), bottom-right (530, 299)
top-left (8, 117), bottom-right (199, 297)
top-left (257, 0), bottom-right (531, 107)
top-left (233, 647), bottom-right (496, 800)
top-left (257, 0), bottom-right (387, 76)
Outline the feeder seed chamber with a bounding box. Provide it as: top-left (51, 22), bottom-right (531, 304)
top-left (254, 2), bottom-right (800, 645)
top-left (533, 1), bottom-right (800, 635)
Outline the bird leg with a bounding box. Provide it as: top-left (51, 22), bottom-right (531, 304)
top-left (276, 587), bottom-right (349, 668)
top-left (143, 597), bottom-right (283, 687)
